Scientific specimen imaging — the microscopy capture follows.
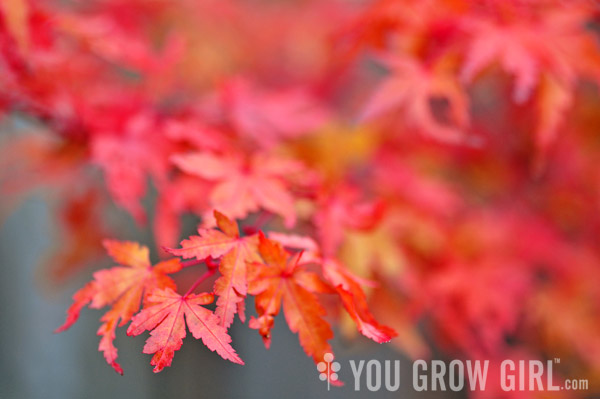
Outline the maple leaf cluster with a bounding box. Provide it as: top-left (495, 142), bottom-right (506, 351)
top-left (1, 0), bottom-right (600, 395)
top-left (56, 211), bottom-right (394, 376)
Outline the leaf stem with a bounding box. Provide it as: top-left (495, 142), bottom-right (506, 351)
top-left (181, 258), bottom-right (205, 268)
top-left (184, 268), bottom-right (217, 297)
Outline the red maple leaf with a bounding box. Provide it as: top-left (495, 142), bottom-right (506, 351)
top-left (55, 240), bottom-right (182, 374)
top-left (221, 78), bottom-right (328, 148)
top-left (153, 175), bottom-right (212, 249)
top-left (91, 113), bottom-right (172, 224)
top-left (460, 6), bottom-right (600, 154)
top-left (126, 287), bottom-right (244, 373)
top-left (171, 151), bottom-right (303, 227)
top-left (167, 211), bottom-right (260, 328)
top-left (314, 185), bottom-right (385, 257)
top-left (361, 55), bottom-right (469, 143)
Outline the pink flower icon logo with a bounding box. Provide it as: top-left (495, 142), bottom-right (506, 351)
top-left (317, 353), bottom-right (340, 390)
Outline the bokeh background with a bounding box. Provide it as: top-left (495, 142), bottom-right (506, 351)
top-left (1, 0), bottom-right (600, 398)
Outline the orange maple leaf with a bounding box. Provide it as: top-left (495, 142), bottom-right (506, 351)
top-left (126, 288), bottom-right (244, 373)
top-left (167, 210), bottom-right (260, 328)
top-left (266, 232), bottom-right (397, 344)
top-left (248, 233), bottom-right (335, 367)
top-left (0, 0), bottom-right (29, 54)
top-left (55, 240), bottom-right (182, 374)
top-left (323, 258), bottom-right (397, 344)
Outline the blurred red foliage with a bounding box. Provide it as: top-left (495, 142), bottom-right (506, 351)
top-left (1, 0), bottom-right (599, 395)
